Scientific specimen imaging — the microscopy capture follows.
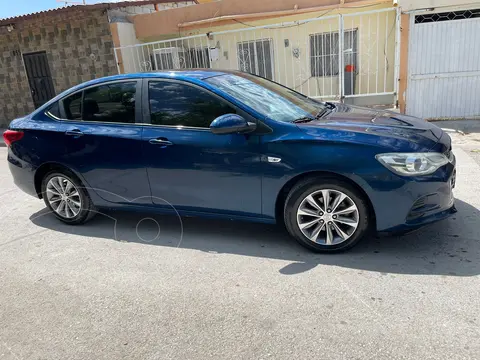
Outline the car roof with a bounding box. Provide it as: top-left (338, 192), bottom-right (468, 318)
top-left (34, 69), bottom-right (249, 115)
top-left (80, 69), bottom-right (240, 87)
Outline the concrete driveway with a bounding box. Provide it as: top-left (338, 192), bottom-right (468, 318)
top-left (0, 134), bottom-right (479, 360)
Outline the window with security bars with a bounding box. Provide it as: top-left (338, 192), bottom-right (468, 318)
top-left (183, 48), bottom-right (211, 68)
top-left (415, 9), bottom-right (480, 23)
top-left (237, 39), bottom-right (274, 80)
top-left (152, 48), bottom-right (210, 70)
top-left (310, 30), bottom-right (358, 77)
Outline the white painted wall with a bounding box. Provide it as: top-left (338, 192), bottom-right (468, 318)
top-left (118, 5), bottom-right (397, 104)
top-left (117, 22), bottom-right (139, 46)
top-left (398, 0), bottom-right (480, 11)
top-left (116, 22), bottom-right (141, 73)
top-left (111, 2), bottom-right (197, 72)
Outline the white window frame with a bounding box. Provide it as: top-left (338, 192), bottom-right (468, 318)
top-left (309, 29), bottom-right (358, 77)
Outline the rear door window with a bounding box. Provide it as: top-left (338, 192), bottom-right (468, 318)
top-left (63, 92), bottom-right (82, 120)
top-left (46, 102), bottom-right (61, 119)
top-left (82, 82), bottom-right (136, 124)
top-left (60, 81), bottom-right (137, 123)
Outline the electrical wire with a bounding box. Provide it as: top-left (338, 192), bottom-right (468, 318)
top-left (230, 2), bottom-right (385, 30)
top-left (233, 8), bottom-right (335, 29)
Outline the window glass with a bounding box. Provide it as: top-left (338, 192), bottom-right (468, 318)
top-left (237, 39), bottom-right (273, 80)
top-left (46, 102), bottom-right (61, 119)
top-left (205, 73), bottom-right (326, 123)
top-left (149, 81), bottom-right (235, 128)
top-left (63, 92), bottom-right (82, 120)
top-left (310, 30), bottom-right (357, 77)
top-left (82, 82), bottom-right (136, 123)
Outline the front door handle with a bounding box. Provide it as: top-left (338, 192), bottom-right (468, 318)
top-left (149, 138), bottom-right (173, 146)
top-left (65, 129), bottom-right (84, 137)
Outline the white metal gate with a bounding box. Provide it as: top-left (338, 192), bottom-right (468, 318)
top-left (114, 8), bottom-right (399, 104)
top-left (407, 9), bottom-right (480, 119)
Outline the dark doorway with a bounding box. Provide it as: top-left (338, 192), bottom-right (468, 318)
top-left (23, 51), bottom-right (56, 109)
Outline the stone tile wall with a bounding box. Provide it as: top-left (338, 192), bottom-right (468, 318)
top-left (0, 9), bottom-right (118, 125)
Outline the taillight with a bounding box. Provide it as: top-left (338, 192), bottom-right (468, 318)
top-left (3, 130), bottom-right (24, 146)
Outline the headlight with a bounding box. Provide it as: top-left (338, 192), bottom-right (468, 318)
top-left (375, 152), bottom-right (449, 176)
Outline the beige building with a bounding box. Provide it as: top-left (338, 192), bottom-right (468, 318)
top-left (3, 0), bottom-right (478, 121)
top-left (113, 0), bottom-right (400, 106)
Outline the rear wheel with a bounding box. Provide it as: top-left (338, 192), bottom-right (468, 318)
top-left (284, 178), bottom-right (370, 252)
top-left (41, 171), bottom-right (96, 225)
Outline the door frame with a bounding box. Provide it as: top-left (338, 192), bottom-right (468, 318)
top-left (51, 79), bottom-right (144, 125)
top-left (140, 77), bottom-right (262, 129)
top-left (22, 51), bottom-right (56, 109)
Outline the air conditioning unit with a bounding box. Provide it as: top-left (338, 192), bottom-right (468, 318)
top-left (152, 47), bottom-right (184, 70)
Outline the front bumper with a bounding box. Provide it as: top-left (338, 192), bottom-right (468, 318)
top-left (378, 203), bottom-right (457, 236)
top-left (365, 157), bottom-right (456, 233)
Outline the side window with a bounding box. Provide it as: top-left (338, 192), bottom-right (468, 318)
top-left (148, 81), bottom-right (235, 128)
top-left (82, 82), bottom-right (136, 123)
top-left (63, 92), bottom-right (82, 120)
top-left (46, 101), bottom-right (61, 119)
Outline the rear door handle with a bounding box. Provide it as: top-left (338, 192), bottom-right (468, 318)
top-left (65, 129), bottom-right (84, 137)
top-left (149, 138), bottom-right (173, 146)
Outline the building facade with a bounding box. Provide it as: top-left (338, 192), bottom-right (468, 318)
top-left (0, 1), bottom-right (196, 126)
top-left (116, 0), bottom-right (400, 107)
top-left (1, 0), bottom-right (478, 124)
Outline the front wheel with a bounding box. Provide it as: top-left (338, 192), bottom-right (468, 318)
top-left (284, 178), bottom-right (371, 253)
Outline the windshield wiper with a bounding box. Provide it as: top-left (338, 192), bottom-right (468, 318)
top-left (292, 116), bottom-right (315, 124)
top-left (315, 102), bottom-right (336, 119)
top-left (292, 102), bottom-right (337, 123)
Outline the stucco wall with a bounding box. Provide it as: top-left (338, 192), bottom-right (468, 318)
top-left (108, 1), bottom-right (196, 20)
top-left (207, 8), bottom-right (397, 99)
top-left (120, 3), bottom-right (396, 102)
top-left (134, 0), bottom-right (388, 41)
top-left (0, 9), bottom-right (117, 124)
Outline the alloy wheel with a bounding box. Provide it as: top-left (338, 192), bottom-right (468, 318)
top-left (296, 189), bottom-right (359, 245)
top-left (46, 176), bottom-right (82, 219)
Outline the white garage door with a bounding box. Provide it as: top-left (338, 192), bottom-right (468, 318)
top-left (407, 9), bottom-right (480, 119)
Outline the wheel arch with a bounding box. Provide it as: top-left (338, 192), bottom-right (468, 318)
top-left (34, 162), bottom-right (85, 199)
top-left (275, 171), bottom-right (376, 229)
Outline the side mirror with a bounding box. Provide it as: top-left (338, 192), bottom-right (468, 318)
top-left (210, 114), bottom-right (257, 135)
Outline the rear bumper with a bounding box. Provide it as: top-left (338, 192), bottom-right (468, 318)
top-left (7, 150), bottom-right (38, 198)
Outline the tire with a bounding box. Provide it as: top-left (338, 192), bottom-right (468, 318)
top-left (283, 177), bottom-right (370, 253)
top-left (41, 170), bottom-right (96, 225)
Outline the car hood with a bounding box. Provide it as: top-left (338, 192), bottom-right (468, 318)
top-left (297, 103), bottom-right (443, 150)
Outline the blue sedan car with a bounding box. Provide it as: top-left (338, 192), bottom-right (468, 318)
top-left (4, 70), bottom-right (456, 252)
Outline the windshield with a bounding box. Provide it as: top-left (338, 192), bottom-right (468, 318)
top-left (205, 73), bottom-right (326, 123)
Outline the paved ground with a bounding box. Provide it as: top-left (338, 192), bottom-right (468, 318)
top-left (0, 133), bottom-right (479, 360)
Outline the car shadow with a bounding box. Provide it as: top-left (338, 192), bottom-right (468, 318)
top-left (29, 199), bottom-right (479, 277)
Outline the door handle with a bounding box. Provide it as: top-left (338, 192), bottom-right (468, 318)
top-left (149, 138), bottom-right (173, 146)
top-left (65, 129), bottom-right (84, 137)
